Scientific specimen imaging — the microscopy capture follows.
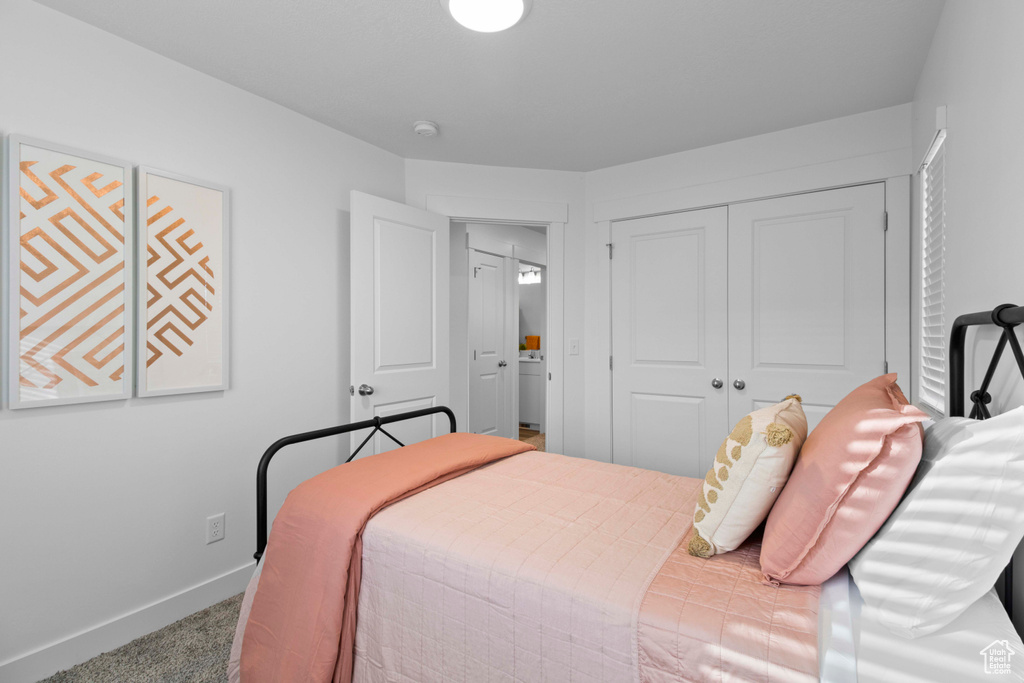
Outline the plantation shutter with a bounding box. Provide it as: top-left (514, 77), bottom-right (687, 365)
top-left (919, 131), bottom-right (947, 413)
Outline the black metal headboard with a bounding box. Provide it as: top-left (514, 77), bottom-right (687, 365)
top-left (949, 303), bottom-right (1024, 419)
top-left (947, 303), bottom-right (1024, 619)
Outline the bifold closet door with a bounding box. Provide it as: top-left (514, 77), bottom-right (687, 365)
top-left (611, 207), bottom-right (729, 478)
top-left (727, 183), bottom-right (887, 430)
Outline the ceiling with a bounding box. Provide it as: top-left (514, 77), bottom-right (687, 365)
top-left (36, 0), bottom-right (944, 172)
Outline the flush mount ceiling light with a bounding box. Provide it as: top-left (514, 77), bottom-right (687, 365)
top-left (441, 0), bottom-right (532, 33)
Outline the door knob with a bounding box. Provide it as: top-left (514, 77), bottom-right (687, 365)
top-left (358, 384), bottom-right (374, 396)
top-left (733, 379), bottom-right (746, 390)
top-left (711, 378), bottom-right (724, 389)
top-left (498, 360), bottom-right (507, 368)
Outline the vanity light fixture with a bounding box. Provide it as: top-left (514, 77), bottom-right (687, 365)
top-left (441, 0), bottom-right (532, 33)
top-left (518, 267), bottom-right (541, 285)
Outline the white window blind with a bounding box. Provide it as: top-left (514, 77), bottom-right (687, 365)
top-left (919, 130), bottom-right (947, 413)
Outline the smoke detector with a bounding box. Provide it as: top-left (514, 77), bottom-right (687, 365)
top-left (413, 121), bottom-right (440, 137)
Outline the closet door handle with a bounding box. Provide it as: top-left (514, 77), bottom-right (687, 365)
top-left (733, 379), bottom-right (746, 390)
top-left (498, 360), bottom-right (507, 368)
top-left (711, 378), bottom-right (723, 389)
top-left (358, 384), bottom-right (375, 396)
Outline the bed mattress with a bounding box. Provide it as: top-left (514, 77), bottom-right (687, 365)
top-left (818, 568), bottom-right (1024, 682)
top-left (352, 451), bottom-right (819, 682)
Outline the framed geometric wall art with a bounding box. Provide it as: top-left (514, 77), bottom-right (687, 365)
top-left (136, 168), bottom-right (229, 397)
top-left (5, 136), bottom-right (135, 408)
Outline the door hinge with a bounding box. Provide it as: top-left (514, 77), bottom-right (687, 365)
top-left (474, 349), bottom-right (477, 360)
top-left (884, 360), bottom-right (889, 373)
top-left (609, 355), bottom-right (613, 371)
top-left (473, 266), bottom-right (480, 278)
top-left (606, 242), bottom-right (613, 259)
top-left (883, 211), bottom-right (888, 232)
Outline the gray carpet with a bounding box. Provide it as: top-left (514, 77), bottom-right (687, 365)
top-left (40, 593), bottom-right (243, 683)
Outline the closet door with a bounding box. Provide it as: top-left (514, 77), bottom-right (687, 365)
top-left (728, 183), bottom-right (886, 430)
top-left (611, 207), bottom-right (729, 478)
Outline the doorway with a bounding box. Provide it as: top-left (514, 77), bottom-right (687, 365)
top-left (457, 222), bottom-right (548, 449)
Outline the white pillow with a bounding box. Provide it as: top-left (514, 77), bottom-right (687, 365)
top-left (848, 406), bottom-right (1024, 638)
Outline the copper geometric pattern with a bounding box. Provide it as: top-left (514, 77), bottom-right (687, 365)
top-left (144, 194), bottom-right (215, 368)
top-left (18, 153), bottom-right (127, 397)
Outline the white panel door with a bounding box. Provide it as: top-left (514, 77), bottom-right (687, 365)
top-left (467, 250), bottom-right (512, 437)
top-left (350, 191), bottom-right (450, 454)
top-left (728, 183), bottom-right (886, 431)
top-left (611, 207), bottom-right (729, 477)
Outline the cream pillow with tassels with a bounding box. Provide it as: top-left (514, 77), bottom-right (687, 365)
top-left (688, 396), bottom-right (807, 558)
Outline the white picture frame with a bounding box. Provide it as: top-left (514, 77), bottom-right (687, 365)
top-left (4, 135), bottom-right (135, 409)
top-left (135, 167), bottom-right (229, 397)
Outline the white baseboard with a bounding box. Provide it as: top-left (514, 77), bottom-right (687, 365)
top-left (0, 562), bottom-right (255, 683)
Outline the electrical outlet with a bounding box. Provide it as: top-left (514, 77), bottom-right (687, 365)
top-left (206, 513), bottom-right (225, 544)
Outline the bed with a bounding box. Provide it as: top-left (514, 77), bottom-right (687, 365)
top-left (229, 304), bottom-right (1024, 682)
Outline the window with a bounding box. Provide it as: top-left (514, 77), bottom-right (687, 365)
top-left (919, 130), bottom-right (947, 414)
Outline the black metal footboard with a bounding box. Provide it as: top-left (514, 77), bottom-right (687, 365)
top-left (254, 406), bottom-right (457, 562)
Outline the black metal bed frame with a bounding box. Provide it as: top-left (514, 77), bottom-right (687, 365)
top-left (254, 406), bottom-right (456, 562)
top-left (948, 302), bottom-right (1024, 619)
top-left (251, 304), bottom-right (1024, 615)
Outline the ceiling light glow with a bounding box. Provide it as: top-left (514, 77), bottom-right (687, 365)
top-left (446, 0), bottom-right (529, 33)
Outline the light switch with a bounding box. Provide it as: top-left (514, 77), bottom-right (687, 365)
top-left (569, 338), bottom-right (580, 356)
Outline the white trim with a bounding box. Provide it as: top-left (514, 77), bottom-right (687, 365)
top-left (583, 220), bottom-right (613, 463)
top-left (466, 231), bottom-right (514, 258)
top-left (0, 562), bottom-right (254, 683)
top-left (545, 222), bottom-right (565, 454)
top-left (593, 147), bottom-right (909, 222)
top-left (885, 176), bottom-right (912, 387)
top-left (426, 195), bottom-right (567, 224)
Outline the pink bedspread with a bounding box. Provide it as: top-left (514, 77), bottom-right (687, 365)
top-left (638, 531), bottom-right (820, 682)
top-left (350, 451), bottom-right (821, 682)
top-left (237, 432), bottom-right (535, 683)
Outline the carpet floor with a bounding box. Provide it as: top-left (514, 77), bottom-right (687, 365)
top-left (40, 593), bottom-right (243, 683)
top-left (519, 427), bottom-right (545, 452)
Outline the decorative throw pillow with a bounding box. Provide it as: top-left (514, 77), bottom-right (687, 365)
top-left (760, 374), bottom-right (927, 585)
top-left (688, 395), bottom-right (807, 558)
top-left (849, 408), bottom-right (1024, 638)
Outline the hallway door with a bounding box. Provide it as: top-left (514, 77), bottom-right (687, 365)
top-left (468, 250), bottom-right (515, 437)
top-left (350, 191), bottom-right (450, 454)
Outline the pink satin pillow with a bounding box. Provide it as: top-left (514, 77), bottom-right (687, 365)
top-left (760, 374), bottom-right (927, 585)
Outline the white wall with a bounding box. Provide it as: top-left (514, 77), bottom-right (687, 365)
top-left (910, 0), bottom-right (1024, 627)
top-left (0, 1), bottom-right (405, 679)
top-left (582, 105), bottom-right (915, 462)
top-left (405, 161), bottom-right (587, 455)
